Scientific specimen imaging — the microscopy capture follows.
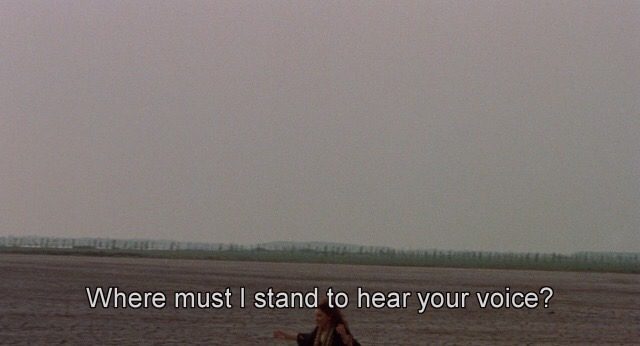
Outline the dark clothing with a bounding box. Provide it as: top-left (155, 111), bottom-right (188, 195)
top-left (297, 327), bottom-right (361, 346)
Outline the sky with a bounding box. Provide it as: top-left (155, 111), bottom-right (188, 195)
top-left (1, 1), bottom-right (638, 253)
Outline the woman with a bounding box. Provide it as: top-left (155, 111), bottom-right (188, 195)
top-left (273, 299), bottom-right (360, 346)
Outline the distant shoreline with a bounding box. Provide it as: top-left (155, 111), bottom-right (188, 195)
top-left (1, 245), bottom-right (637, 274)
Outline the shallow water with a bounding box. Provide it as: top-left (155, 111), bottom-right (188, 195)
top-left (0, 254), bottom-right (638, 345)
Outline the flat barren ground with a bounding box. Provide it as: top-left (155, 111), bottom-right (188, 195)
top-left (0, 254), bottom-right (638, 345)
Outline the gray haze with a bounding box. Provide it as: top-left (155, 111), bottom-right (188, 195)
top-left (1, 1), bottom-right (639, 253)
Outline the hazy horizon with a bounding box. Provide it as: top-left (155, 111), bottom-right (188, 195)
top-left (2, 1), bottom-right (639, 254)
top-left (3, 234), bottom-right (639, 255)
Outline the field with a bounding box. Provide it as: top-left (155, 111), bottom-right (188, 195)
top-left (0, 254), bottom-right (638, 345)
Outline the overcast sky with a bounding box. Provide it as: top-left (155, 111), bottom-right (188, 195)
top-left (1, 1), bottom-right (638, 253)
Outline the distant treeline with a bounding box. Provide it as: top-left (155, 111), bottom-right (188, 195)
top-left (1, 236), bottom-right (638, 273)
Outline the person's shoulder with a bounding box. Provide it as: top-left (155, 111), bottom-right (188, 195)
top-left (332, 331), bottom-right (361, 346)
top-left (333, 337), bottom-right (361, 346)
top-left (297, 327), bottom-right (318, 346)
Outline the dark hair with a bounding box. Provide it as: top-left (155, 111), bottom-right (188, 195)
top-left (317, 298), bottom-right (348, 328)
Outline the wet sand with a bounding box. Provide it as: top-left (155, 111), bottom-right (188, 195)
top-left (0, 254), bottom-right (638, 345)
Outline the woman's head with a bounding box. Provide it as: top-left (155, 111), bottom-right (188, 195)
top-left (315, 298), bottom-right (347, 329)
